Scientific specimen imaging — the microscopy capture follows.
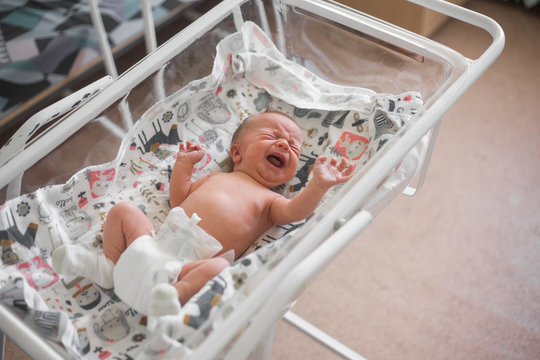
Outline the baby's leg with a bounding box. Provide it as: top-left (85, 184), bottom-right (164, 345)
top-left (52, 202), bottom-right (154, 288)
top-left (52, 245), bottom-right (116, 288)
top-left (103, 202), bottom-right (155, 263)
top-left (173, 257), bottom-right (230, 305)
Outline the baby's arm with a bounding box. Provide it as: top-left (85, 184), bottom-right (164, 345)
top-left (269, 157), bottom-right (356, 225)
top-left (170, 142), bottom-right (206, 208)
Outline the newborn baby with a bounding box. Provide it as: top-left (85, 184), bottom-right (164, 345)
top-left (53, 111), bottom-right (356, 315)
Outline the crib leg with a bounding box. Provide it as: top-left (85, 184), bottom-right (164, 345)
top-left (0, 330), bottom-right (5, 360)
top-left (283, 311), bottom-right (367, 360)
top-left (251, 322), bottom-right (276, 360)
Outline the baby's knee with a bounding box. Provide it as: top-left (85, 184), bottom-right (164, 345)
top-left (111, 201), bottom-right (138, 213)
top-left (208, 257), bottom-right (230, 276)
top-left (108, 202), bottom-right (141, 220)
top-left (215, 256), bottom-right (231, 268)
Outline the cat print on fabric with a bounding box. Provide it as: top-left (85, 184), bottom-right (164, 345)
top-left (61, 276), bottom-right (104, 311)
top-left (59, 206), bottom-right (92, 240)
top-left (199, 129), bottom-right (225, 153)
top-left (73, 283), bottom-right (102, 311)
top-left (62, 276), bottom-right (102, 310)
top-left (93, 308), bottom-right (131, 343)
top-left (86, 168), bottom-right (116, 199)
top-left (333, 132), bottom-right (369, 161)
top-left (184, 120), bottom-right (225, 153)
top-left (18, 255), bottom-right (59, 291)
top-left (197, 94), bottom-right (231, 124)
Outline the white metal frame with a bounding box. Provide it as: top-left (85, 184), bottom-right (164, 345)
top-left (188, 1), bottom-right (504, 359)
top-left (0, 1), bottom-right (504, 359)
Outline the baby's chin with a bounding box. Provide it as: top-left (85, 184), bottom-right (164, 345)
top-left (251, 173), bottom-right (288, 189)
top-left (236, 163), bottom-right (296, 189)
top-left (263, 173), bottom-right (297, 189)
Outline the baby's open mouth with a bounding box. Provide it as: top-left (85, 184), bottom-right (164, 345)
top-left (267, 154), bottom-right (285, 168)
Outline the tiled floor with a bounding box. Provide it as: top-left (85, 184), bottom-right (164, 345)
top-left (4, 0), bottom-right (540, 359)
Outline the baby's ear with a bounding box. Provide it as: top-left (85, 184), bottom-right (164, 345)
top-left (230, 144), bottom-right (242, 163)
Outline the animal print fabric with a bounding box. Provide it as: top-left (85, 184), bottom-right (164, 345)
top-left (0, 21), bottom-right (422, 358)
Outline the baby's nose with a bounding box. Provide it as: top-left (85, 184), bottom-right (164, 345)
top-left (276, 139), bottom-right (289, 150)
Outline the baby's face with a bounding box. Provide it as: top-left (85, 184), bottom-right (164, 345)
top-left (231, 113), bottom-right (302, 188)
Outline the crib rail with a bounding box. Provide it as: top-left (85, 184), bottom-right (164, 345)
top-left (0, 76), bottom-right (113, 200)
top-left (188, 1), bottom-right (505, 359)
top-left (223, 210), bottom-right (374, 360)
top-left (0, 303), bottom-right (69, 360)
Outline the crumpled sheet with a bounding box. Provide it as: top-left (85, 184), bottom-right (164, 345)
top-left (0, 21), bottom-right (422, 359)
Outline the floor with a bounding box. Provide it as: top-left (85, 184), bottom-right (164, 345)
top-left (4, 0), bottom-right (540, 359)
top-left (270, 1), bottom-right (540, 359)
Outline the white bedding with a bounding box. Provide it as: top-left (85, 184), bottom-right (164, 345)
top-left (0, 21), bottom-right (422, 359)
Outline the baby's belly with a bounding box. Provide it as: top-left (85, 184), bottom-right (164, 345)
top-left (181, 195), bottom-right (269, 257)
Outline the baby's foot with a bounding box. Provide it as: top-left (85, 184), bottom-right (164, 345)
top-left (52, 245), bottom-right (114, 289)
top-left (148, 283), bottom-right (182, 317)
top-left (147, 283), bottom-right (182, 332)
top-left (51, 245), bottom-right (69, 272)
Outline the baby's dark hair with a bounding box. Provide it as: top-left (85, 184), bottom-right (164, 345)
top-left (231, 116), bottom-right (252, 145)
top-left (231, 111), bottom-right (295, 145)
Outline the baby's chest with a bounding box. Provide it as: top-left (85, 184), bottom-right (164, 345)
top-left (211, 186), bottom-right (269, 215)
top-left (197, 176), bottom-right (274, 219)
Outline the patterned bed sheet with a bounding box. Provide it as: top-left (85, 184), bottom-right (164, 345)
top-left (0, 21), bottom-right (422, 358)
top-left (0, 0), bottom-right (191, 124)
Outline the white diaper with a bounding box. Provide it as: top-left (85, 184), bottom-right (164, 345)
top-left (113, 207), bottom-right (224, 314)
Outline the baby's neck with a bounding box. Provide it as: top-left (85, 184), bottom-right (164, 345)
top-left (229, 168), bottom-right (274, 189)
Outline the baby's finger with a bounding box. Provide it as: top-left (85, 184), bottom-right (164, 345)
top-left (329, 157), bottom-right (338, 167)
top-left (341, 173), bottom-right (355, 183)
top-left (343, 163), bottom-right (356, 176)
top-left (316, 156), bottom-right (327, 165)
top-left (337, 158), bottom-right (347, 172)
top-left (179, 142), bottom-right (186, 151)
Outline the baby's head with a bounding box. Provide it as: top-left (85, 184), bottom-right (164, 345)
top-left (230, 112), bottom-right (302, 188)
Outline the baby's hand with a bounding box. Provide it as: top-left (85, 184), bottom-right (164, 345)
top-left (312, 157), bottom-right (356, 190)
top-left (176, 141), bottom-right (205, 165)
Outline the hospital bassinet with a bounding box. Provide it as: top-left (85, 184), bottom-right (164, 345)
top-left (0, 0), bottom-right (504, 359)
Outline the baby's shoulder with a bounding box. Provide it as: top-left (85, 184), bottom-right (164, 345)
top-left (200, 171), bottom-right (236, 185)
top-left (203, 171), bottom-right (225, 180)
top-left (192, 171), bottom-right (223, 189)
